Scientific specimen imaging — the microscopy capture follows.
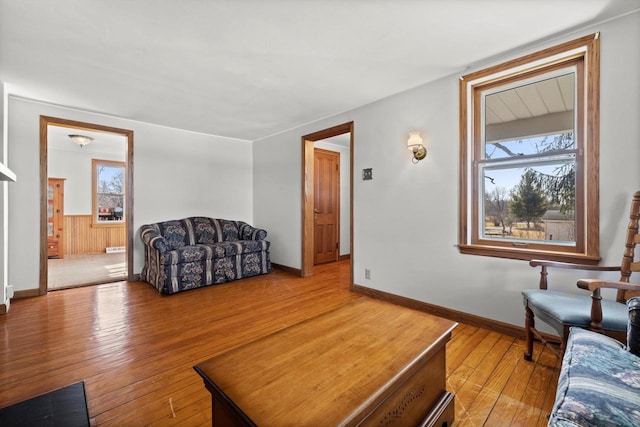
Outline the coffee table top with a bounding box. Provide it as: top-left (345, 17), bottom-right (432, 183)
top-left (194, 297), bottom-right (457, 426)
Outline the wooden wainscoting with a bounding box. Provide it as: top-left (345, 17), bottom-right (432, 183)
top-left (63, 215), bottom-right (126, 255)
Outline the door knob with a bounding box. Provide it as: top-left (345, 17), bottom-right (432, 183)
top-left (314, 209), bottom-right (320, 214)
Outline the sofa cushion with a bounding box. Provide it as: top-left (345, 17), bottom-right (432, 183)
top-left (191, 217), bottom-right (242, 244)
top-left (191, 217), bottom-right (221, 245)
top-left (211, 240), bottom-right (270, 258)
top-left (155, 217), bottom-right (245, 250)
top-left (549, 327), bottom-right (640, 427)
top-left (157, 219), bottom-right (192, 250)
top-left (217, 219), bottom-right (240, 242)
top-left (163, 241), bottom-right (270, 266)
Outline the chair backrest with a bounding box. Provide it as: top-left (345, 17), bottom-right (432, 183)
top-left (618, 191), bottom-right (640, 302)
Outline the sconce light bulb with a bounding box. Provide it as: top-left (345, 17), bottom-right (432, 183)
top-left (407, 131), bottom-right (426, 163)
top-left (407, 132), bottom-right (423, 148)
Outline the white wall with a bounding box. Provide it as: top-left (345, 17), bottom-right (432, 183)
top-left (253, 11), bottom-right (640, 330)
top-left (0, 82), bottom-right (11, 309)
top-left (8, 97), bottom-right (253, 292)
top-left (48, 142), bottom-right (126, 215)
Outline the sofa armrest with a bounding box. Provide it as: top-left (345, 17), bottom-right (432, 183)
top-left (237, 221), bottom-right (267, 241)
top-left (628, 297), bottom-right (640, 357)
top-left (140, 224), bottom-right (168, 254)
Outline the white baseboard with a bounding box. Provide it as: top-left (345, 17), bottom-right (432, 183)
top-left (106, 246), bottom-right (126, 253)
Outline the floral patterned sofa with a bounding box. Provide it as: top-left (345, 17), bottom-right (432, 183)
top-left (548, 297), bottom-right (640, 426)
top-left (139, 217), bottom-right (271, 294)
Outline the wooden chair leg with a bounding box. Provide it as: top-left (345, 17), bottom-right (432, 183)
top-left (524, 306), bottom-right (534, 361)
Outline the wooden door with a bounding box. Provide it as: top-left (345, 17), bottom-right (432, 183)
top-left (47, 178), bottom-right (65, 259)
top-left (314, 148), bottom-right (340, 265)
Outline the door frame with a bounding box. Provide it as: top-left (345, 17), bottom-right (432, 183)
top-left (301, 121), bottom-right (353, 280)
top-left (39, 116), bottom-right (134, 295)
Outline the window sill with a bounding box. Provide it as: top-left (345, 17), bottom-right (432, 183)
top-left (457, 243), bottom-right (600, 265)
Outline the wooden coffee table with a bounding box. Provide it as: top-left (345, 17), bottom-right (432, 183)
top-left (194, 297), bottom-right (457, 426)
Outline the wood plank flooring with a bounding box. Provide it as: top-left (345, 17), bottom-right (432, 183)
top-left (0, 260), bottom-right (560, 426)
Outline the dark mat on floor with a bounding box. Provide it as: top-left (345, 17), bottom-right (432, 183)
top-left (0, 381), bottom-right (89, 427)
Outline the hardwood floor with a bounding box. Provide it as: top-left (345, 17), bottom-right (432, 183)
top-left (0, 260), bottom-right (560, 426)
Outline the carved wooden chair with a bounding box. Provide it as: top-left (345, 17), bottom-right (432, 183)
top-left (522, 191), bottom-right (640, 360)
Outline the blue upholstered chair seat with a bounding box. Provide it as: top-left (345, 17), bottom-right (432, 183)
top-left (522, 289), bottom-right (628, 335)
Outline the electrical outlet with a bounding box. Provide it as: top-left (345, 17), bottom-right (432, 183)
top-left (365, 269), bottom-right (371, 279)
top-left (362, 168), bottom-right (373, 180)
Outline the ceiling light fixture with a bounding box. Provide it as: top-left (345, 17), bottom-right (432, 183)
top-left (68, 134), bottom-right (94, 148)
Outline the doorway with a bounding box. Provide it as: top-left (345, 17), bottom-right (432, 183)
top-left (301, 122), bottom-right (353, 281)
top-left (39, 116), bottom-right (134, 295)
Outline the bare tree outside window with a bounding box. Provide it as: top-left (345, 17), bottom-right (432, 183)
top-left (93, 159), bottom-right (126, 223)
top-left (482, 133), bottom-right (574, 242)
top-left (485, 187), bottom-right (512, 236)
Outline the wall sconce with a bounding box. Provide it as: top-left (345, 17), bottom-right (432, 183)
top-left (407, 132), bottom-right (426, 163)
top-left (68, 134), bottom-right (94, 148)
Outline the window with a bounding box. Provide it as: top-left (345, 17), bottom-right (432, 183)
top-left (92, 159), bottom-right (126, 225)
top-left (459, 34), bottom-right (600, 264)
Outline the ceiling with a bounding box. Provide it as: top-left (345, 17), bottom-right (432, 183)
top-left (1, 1), bottom-right (639, 141)
top-left (48, 125), bottom-right (126, 156)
